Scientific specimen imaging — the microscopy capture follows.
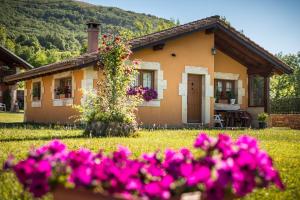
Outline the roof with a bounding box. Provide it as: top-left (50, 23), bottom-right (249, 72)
top-left (0, 46), bottom-right (33, 70)
top-left (4, 52), bottom-right (99, 82)
top-left (4, 15), bottom-right (292, 83)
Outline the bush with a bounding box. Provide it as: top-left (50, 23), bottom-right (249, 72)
top-left (271, 97), bottom-right (300, 114)
top-left (258, 112), bottom-right (268, 122)
top-left (77, 35), bottom-right (142, 137)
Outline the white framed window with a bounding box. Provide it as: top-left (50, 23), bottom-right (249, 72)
top-left (54, 77), bottom-right (72, 99)
top-left (132, 70), bottom-right (155, 89)
top-left (52, 72), bottom-right (75, 107)
top-left (32, 82), bottom-right (41, 101)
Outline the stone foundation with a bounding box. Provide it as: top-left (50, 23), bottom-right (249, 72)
top-left (85, 121), bottom-right (137, 137)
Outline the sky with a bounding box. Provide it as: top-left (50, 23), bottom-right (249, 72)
top-left (80, 0), bottom-right (300, 54)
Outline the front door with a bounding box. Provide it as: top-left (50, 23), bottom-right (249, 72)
top-left (187, 74), bottom-right (202, 123)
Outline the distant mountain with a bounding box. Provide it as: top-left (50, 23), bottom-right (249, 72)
top-left (0, 0), bottom-right (175, 51)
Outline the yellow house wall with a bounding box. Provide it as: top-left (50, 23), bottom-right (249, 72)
top-left (131, 31), bottom-right (215, 125)
top-left (24, 31), bottom-right (249, 125)
top-left (25, 69), bottom-right (84, 123)
top-left (214, 50), bottom-right (248, 109)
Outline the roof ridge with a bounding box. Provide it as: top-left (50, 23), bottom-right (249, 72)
top-left (129, 15), bottom-right (219, 43)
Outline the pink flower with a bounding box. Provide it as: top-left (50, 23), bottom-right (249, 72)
top-left (29, 180), bottom-right (50, 197)
top-left (186, 165), bottom-right (211, 186)
top-left (194, 133), bottom-right (215, 150)
top-left (13, 158), bottom-right (35, 185)
top-left (70, 165), bottom-right (92, 186)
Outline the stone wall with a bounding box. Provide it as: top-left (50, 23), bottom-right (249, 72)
top-left (269, 114), bottom-right (300, 129)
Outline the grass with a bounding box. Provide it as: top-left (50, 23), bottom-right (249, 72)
top-left (0, 112), bottom-right (23, 123)
top-left (0, 113), bottom-right (299, 200)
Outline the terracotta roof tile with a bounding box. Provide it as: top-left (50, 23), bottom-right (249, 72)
top-left (4, 15), bottom-right (292, 82)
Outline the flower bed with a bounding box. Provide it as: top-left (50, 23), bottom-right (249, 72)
top-left (127, 86), bottom-right (158, 101)
top-left (3, 133), bottom-right (284, 200)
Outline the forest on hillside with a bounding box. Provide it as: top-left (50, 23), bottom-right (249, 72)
top-left (0, 0), bottom-right (177, 67)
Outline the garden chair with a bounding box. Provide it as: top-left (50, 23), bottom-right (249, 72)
top-left (0, 103), bottom-right (6, 112)
top-left (214, 114), bottom-right (224, 128)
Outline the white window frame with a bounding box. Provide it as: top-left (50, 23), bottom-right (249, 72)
top-left (51, 71), bottom-right (75, 107)
top-left (214, 72), bottom-right (245, 105)
top-left (31, 78), bottom-right (43, 108)
top-left (136, 61), bottom-right (167, 107)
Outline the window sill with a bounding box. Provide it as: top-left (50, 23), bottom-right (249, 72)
top-left (53, 98), bottom-right (73, 107)
top-left (214, 103), bottom-right (240, 111)
top-left (139, 99), bottom-right (160, 107)
top-left (31, 101), bottom-right (41, 108)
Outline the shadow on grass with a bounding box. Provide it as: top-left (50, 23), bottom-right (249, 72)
top-left (0, 134), bottom-right (87, 142)
top-left (0, 122), bottom-right (85, 130)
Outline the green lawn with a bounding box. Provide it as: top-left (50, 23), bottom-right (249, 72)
top-left (0, 112), bottom-right (23, 123)
top-left (0, 114), bottom-right (299, 200)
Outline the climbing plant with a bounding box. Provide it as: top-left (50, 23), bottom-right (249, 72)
top-left (78, 35), bottom-right (142, 137)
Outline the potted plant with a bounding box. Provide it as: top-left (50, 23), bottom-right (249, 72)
top-left (227, 91), bottom-right (236, 104)
top-left (258, 112), bottom-right (268, 129)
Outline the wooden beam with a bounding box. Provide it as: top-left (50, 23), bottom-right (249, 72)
top-left (152, 43), bottom-right (165, 51)
top-left (216, 42), bottom-right (262, 68)
top-left (247, 67), bottom-right (273, 76)
top-left (215, 33), bottom-right (268, 65)
top-left (264, 76), bottom-right (270, 113)
top-left (205, 27), bottom-right (216, 34)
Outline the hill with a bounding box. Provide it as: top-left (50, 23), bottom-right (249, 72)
top-left (0, 0), bottom-right (176, 67)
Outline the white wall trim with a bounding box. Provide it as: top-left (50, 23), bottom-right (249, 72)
top-left (214, 72), bottom-right (240, 80)
top-left (24, 87), bottom-right (27, 122)
top-left (137, 61), bottom-right (166, 107)
top-left (237, 80), bottom-right (245, 104)
top-left (81, 67), bottom-right (97, 105)
top-left (214, 72), bottom-right (245, 104)
top-left (51, 71), bottom-right (76, 106)
top-left (53, 98), bottom-right (74, 107)
top-left (31, 101), bottom-right (41, 107)
top-left (30, 77), bottom-right (44, 108)
top-left (139, 99), bottom-right (160, 107)
top-left (179, 66), bottom-right (213, 124)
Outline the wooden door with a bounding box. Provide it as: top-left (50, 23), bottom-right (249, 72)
top-left (187, 74), bottom-right (202, 123)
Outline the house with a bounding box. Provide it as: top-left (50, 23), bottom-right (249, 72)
top-left (0, 46), bottom-right (33, 111)
top-left (4, 16), bottom-right (292, 127)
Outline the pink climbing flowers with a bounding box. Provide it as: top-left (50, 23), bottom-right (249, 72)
top-left (127, 86), bottom-right (158, 101)
top-left (3, 133), bottom-right (284, 199)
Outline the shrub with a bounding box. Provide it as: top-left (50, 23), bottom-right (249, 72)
top-left (258, 112), bottom-right (268, 122)
top-left (3, 133), bottom-right (284, 200)
top-left (77, 35), bottom-right (142, 137)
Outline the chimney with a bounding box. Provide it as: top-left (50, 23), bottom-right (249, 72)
top-left (86, 22), bottom-right (100, 53)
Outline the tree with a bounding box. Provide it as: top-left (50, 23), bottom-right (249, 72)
top-left (270, 52), bottom-right (300, 99)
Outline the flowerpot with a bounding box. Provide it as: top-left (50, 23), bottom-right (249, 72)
top-left (258, 121), bottom-right (267, 129)
top-left (59, 94), bottom-right (65, 99)
top-left (53, 186), bottom-right (122, 200)
top-left (219, 99), bottom-right (228, 104)
top-left (53, 187), bottom-right (205, 200)
top-left (230, 99), bottom-right (236, 104)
